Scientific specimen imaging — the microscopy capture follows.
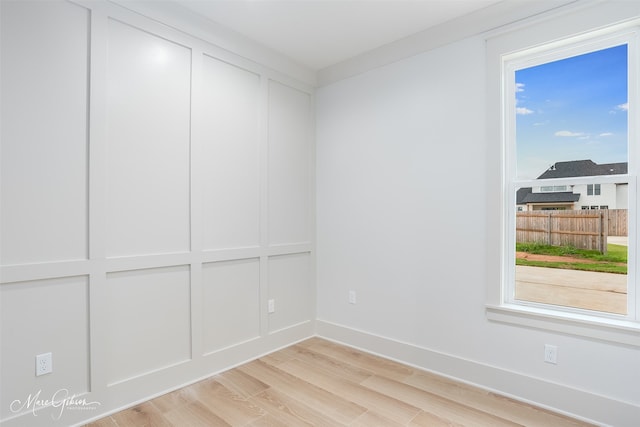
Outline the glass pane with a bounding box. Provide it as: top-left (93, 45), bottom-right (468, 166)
top-left (515, 45), bottom-right (628, 180)
top-left (513, 44), bottom-right (628, 314)
top-left (515, 186), bottom-right (628, 314)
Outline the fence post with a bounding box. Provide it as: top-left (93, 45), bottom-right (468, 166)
top-left (601, 210), bottom-right (608, 255)
top-left (547, 211), bottom-right (552, 245)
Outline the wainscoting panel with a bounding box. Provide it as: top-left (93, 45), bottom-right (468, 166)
top-left (105, 19), bottom-right (192, 258)
top-left (201, 55), bottom-right (261, 251)
top-left (105, 266), bottom-right (191, 386)
top-left (0, 0), bottom-right (89, 266)
top-left (268, 253), bottom-right (312, 333)
top-left (0, 276), bottom-right (89, 420)
top-left (268, 81), bottom-right (312, 246)
top-left (202, 258), bottom-right (261, 354)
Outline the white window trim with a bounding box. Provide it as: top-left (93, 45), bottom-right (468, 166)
top-left (485, 4), bottom-right (640, 346)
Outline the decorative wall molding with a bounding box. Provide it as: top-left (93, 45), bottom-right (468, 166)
top-left (0, 1), bottom-right (315, 425)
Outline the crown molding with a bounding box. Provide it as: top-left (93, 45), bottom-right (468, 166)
top-left (317, 0), bottom-right (583, 86)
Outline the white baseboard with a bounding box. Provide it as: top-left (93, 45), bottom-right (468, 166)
top-left (316, 319), bottom-right (640, 427)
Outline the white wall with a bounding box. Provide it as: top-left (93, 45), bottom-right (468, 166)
top-left (315, 21), bottom-right (640, 427)
top-left (0, 1), bottom-right (314, 426)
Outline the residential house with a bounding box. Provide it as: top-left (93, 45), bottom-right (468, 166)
top-left (516, 160), bottom-right (628, 211)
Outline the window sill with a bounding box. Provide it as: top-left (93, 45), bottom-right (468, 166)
top-left (486, 304), bottom-right (640, 347)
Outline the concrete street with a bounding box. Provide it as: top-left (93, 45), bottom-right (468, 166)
top-left (515, 265), bottom-right (627, 314)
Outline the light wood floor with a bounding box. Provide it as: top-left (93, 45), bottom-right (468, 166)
top-left (85, 338), bottom-right (595, 427)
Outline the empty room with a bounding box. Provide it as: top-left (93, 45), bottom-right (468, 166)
top-left (1, 0), bottom-right (639, 426)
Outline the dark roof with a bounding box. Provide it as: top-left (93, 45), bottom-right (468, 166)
top-left (521, 192), bottom-right (581, 204)
top-left (537, 160), bottom-right (627, 179)
top-left (516, 187), bottom-right (532, 205)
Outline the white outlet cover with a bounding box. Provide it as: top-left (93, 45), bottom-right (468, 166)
top-left (348, 290), bottom-right (357, 304)
top-left (36, 352), bottom-right (53, 376)
top-left (544, 344), bottom-right (558, 364)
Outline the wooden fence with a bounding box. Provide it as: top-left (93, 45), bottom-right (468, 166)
top-left (516, 210), bottom-right (609, 253)
top-left (607, 209), bottom-right (628, 237)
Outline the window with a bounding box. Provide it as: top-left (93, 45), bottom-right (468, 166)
top-left (540, 185), bottom-right (567, 192)
top-left (511, 42), bottom-right (630, 316)
top-left (487, 15), bottom-right (640, 345)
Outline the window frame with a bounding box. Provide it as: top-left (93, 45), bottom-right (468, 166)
top-left (486, 17), bottom-right (640, 346)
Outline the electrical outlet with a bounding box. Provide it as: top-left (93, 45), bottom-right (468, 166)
top-left (544, 344), bottom-right (558, 364)
top-left (348, 290), bottom-right (357, 304)
top-left (36, 352), bottom-right (53, 376)
top-left (268, 299), bottom-right (275, 313)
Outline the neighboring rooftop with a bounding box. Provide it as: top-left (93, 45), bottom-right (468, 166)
top-left (516, 187), bottom-right (532, 205)
top-left (537, 160), bottom-right (627, 179)
top-left (520, 192), bottom-right (581, 204)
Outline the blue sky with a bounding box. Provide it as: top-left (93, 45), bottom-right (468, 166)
top-left (515, 44), bottom-right (628, 180)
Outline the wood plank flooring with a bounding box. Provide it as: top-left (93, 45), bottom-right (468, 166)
top-left (85, 338), bottom-right (595, 427)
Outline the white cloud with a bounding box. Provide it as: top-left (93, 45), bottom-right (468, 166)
top-left (554, 130), bottom-right (584, 137)
top-left (516, 107), bottom-right (534, 115)
top-left (516, 83), bottom-right (525, 93)
top-left (599, 132), bottom-right (614, 137)
top-left (611, 103), bottom-right (628, 114)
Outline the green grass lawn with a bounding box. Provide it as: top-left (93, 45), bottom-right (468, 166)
top-left (516, 242), bottom-right (627, 274)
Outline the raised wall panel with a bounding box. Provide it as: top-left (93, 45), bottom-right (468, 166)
top-left (201, 56), bottom-right (260, 250)
top-left (105, 266), bottom-right (191, 385)
top-left (268, 253), bottom-right (311, 333)
top-left (0, 0), bottom-right (89, 265)
top-left (268, 82), bottom-right (312, 246)
top-left (0, 276), bottom-right (89, 419)
top-left (106, 20), bottom-right (191, 258)
top-left (202, 259), bottom-right (260, 354)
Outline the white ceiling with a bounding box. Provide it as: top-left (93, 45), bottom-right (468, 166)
top-left (176, 0), bottom-right (502, 70)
